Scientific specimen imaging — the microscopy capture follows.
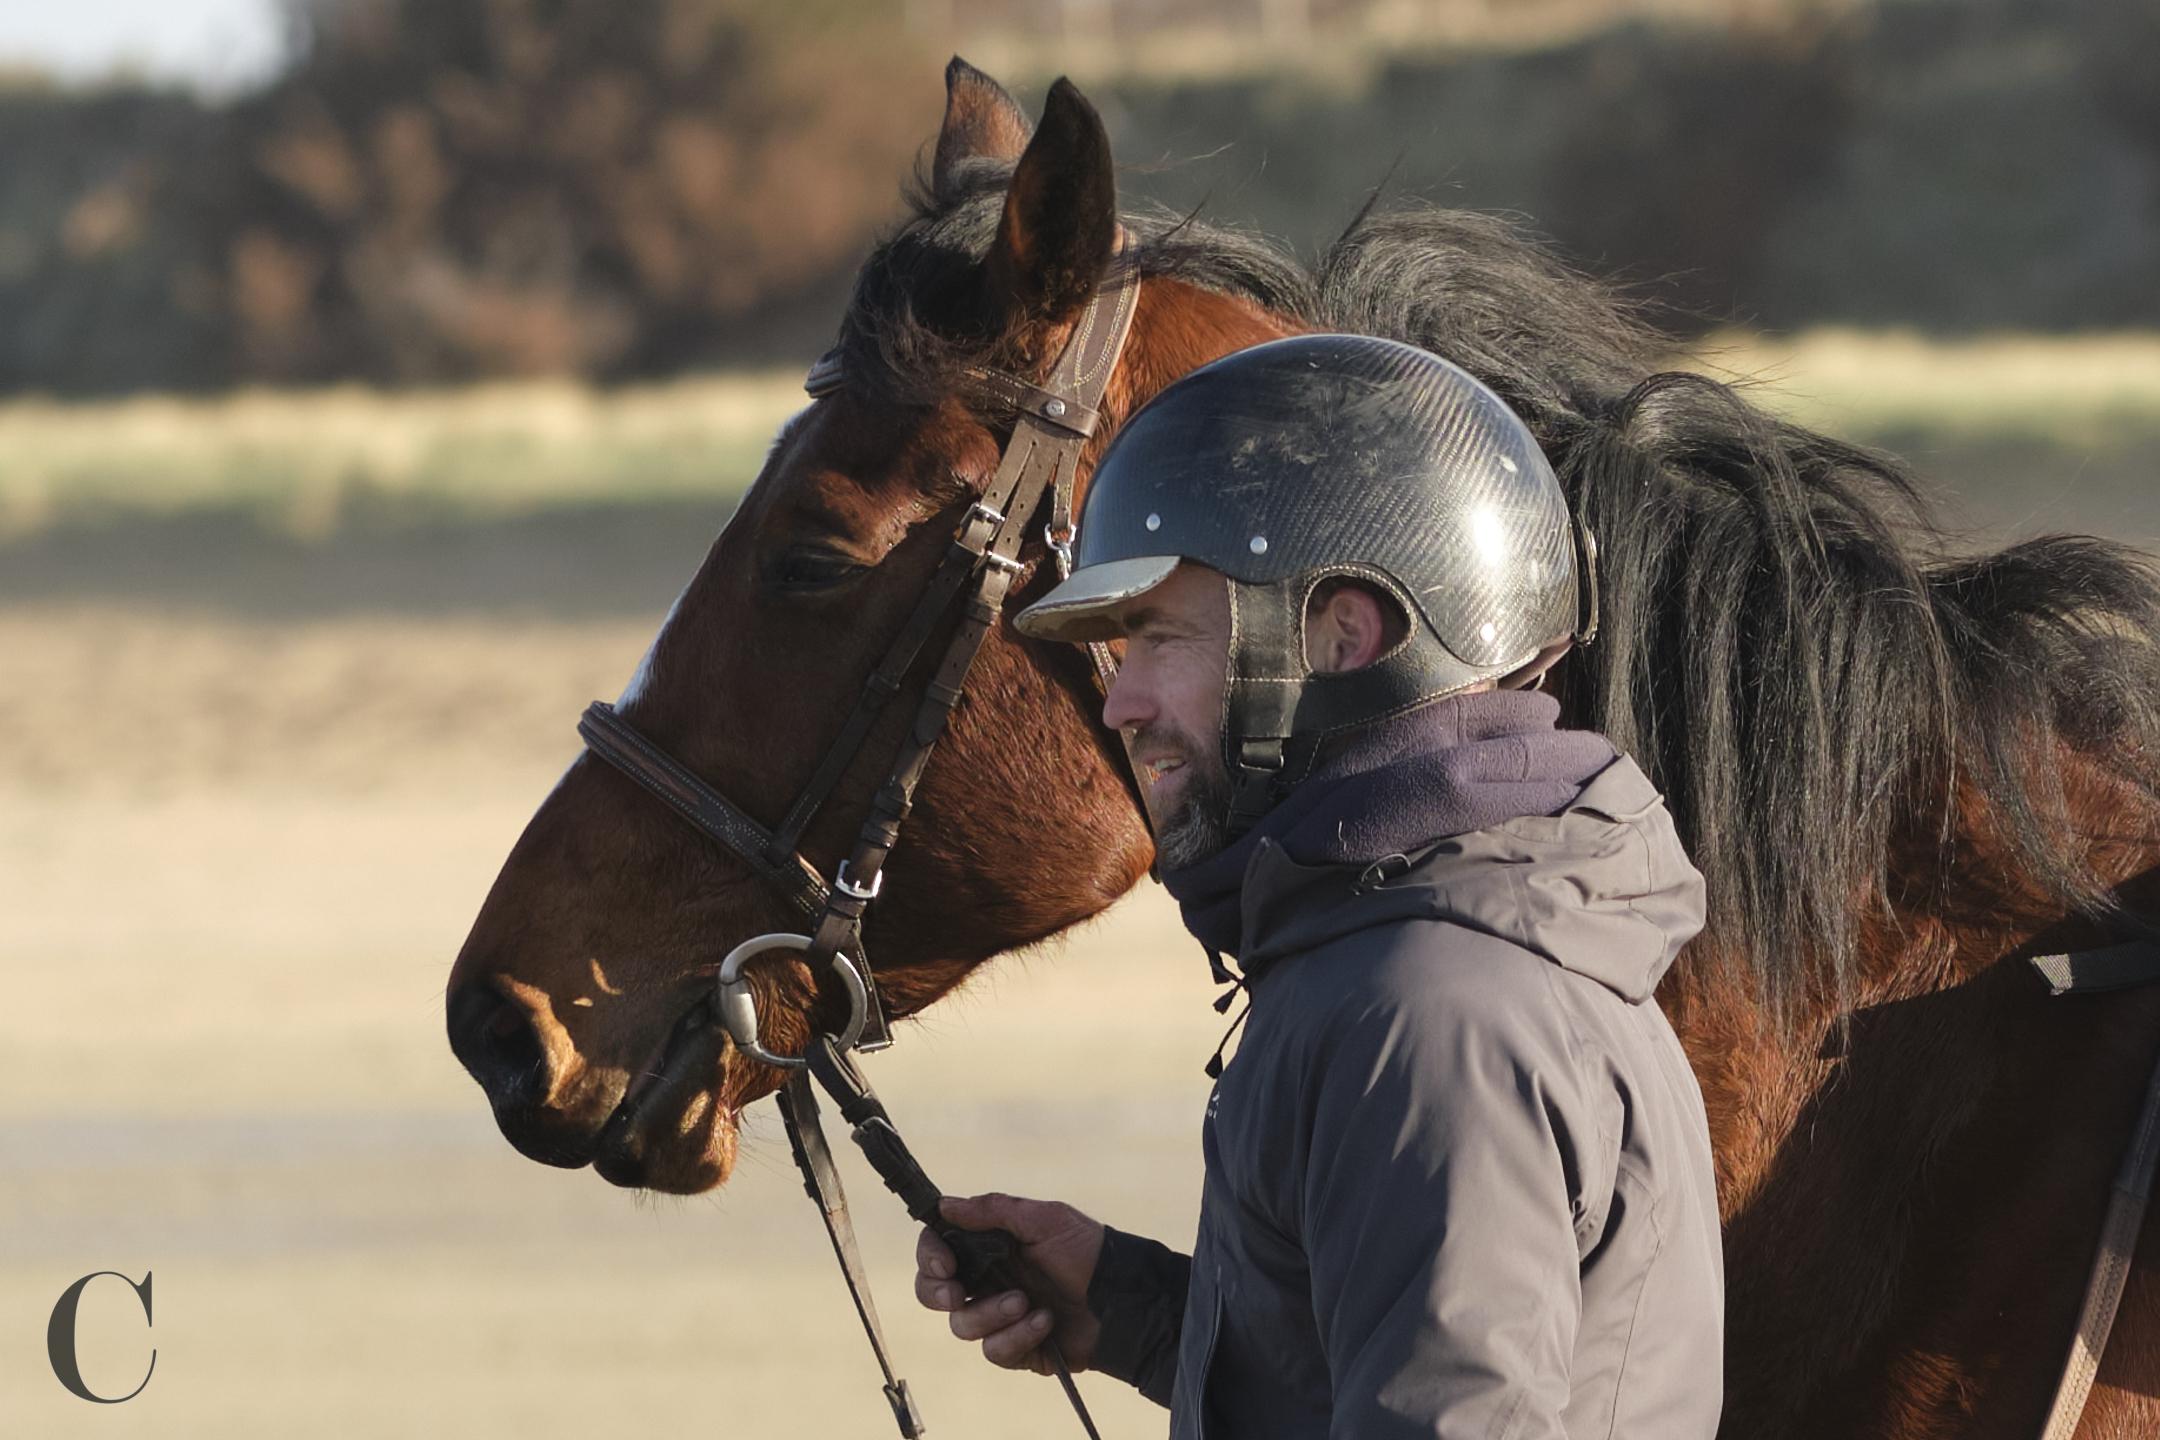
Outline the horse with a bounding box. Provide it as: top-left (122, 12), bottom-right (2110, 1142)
top-left (446, 60), bottom-right (2160, 1439)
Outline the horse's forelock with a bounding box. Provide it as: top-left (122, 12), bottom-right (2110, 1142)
top-left (837, 178), bottom-right (1318, 409)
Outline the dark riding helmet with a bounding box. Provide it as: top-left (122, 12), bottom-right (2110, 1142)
top-left (1015, 333), bottom-right (1598, 833)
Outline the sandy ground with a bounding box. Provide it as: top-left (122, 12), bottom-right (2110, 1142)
top-left (0, 604), bottom-right (1224, 1437)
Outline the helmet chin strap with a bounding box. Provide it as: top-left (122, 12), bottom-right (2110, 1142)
top-left (1221, 575), bottom-right (1301, 835)
top-left (1217, 574), bottom-right (1495, 839)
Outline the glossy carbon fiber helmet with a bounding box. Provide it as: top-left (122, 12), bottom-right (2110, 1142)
top-left (1016, 333), bottom-right (1598, 832)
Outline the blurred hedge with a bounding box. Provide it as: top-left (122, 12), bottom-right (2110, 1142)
top-left (1099, 0), bottom-right (2160, 332)
top-left (6, 0), bottom-right (2160, 394)
top-left (1, 0), bottom-right (932, 392)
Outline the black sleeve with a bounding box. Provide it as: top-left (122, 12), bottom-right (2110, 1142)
top-left (1085, 1225), bottom-right (1191, 1407)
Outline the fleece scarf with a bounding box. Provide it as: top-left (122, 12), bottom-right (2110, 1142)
top-left (1161, 690), bottom-right (1616, 963)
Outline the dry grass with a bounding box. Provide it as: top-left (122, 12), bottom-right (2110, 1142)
top-left (3, 331), bottom-right (2156, 545)
top-left (0, 371), bottom-right (805, 540)
top-left (1689, 329), bottom-right (2160, 445)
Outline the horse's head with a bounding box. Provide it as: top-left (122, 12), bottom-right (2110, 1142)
top-left (446, 61), bottom-right (1289, 1193)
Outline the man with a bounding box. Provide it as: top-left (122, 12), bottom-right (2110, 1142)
top-left (914, 335), bottom-right (1724, 1438)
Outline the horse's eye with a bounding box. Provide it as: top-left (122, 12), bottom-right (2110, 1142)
top-left (768, 546), bottom-right (864, 594)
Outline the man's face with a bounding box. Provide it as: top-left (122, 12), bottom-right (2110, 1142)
top-left (1094, 564), bottom-right (1400, 871)
top-left (1100, 563), bottom-right (1236, 871)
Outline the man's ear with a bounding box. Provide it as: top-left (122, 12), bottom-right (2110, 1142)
top-left (1306, 585), bottom-right (1391, 674)
top-left (982, 77), bottom-right (1118, 330)
top-left (932, 57), bottom-right (1032, 203)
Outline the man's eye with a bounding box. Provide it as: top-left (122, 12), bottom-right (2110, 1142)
top-left (768, 547), bottom-right (864, 593)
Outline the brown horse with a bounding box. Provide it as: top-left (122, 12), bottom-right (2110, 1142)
top-left (446, 61), bottom-right (2160, 1439)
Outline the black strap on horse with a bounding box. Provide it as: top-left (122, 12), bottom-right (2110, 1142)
top-left (776, 1071), bottom-right (928, 1435)
top-left (2029, 933), bottom-right (2160, 1440)
top-left (577, 237), bottom-right (1142, 1437)
top-left (578, 234), bottom-right (1142, 1056)
top-left (794, 1038), bottom-right (1105, 1440)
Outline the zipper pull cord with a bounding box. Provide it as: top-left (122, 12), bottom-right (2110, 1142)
top-left (1205, 949), bottom-right (1250, 1079)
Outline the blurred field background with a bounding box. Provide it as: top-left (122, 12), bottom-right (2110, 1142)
top-left (4, 0), bottom-right (2160, 1434)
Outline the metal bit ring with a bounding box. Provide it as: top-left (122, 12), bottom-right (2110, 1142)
top-left (714, 933), bottom-right (869, 1068)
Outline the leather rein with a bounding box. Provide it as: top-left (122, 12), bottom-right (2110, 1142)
top-left (575, 244), bottom-right (1143, 1438)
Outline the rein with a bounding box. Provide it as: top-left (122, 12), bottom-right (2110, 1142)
top-left (576, 242), bottom-right (1142, 1438)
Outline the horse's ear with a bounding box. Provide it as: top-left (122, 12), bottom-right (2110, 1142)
top-left (933, 57), bottom-right (1033, 203)
top-left (984, 77), bottom-right (1118, 329)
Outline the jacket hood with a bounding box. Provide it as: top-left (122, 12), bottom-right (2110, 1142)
top-left (1237, 755), bottom-right (1705, 1003)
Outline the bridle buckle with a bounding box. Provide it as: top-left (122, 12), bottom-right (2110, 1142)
top-left (1045, 523), bottom-right (1076, 579)
top-left (834, 859), bottom-right (884, 902)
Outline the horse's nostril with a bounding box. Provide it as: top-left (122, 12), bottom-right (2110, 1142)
top-left (447, 981), bottom-right (547, 1110)
top-left (484, 1002), bottom-right (524, 1043)
top-left (446, 977), bottom-right (608, 1168)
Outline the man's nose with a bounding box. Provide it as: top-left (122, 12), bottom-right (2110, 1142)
top-left (1100, 663), bottom-right (1152, 733)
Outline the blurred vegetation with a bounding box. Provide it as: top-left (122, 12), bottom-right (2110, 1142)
top-left (3, 0), bottom-right (2160, 394)
top-left (1096, 0), bottom-right (2160, 332)
top-left (3, 331), bottom-right (2156, 541)
top-left (0, 372), bottom-right (804, 541)
top-left (1, 0), bottom-right (931, 393)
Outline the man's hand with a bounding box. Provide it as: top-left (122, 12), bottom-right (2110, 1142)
top-left (914, 1193), bottom-right (1105, 1376)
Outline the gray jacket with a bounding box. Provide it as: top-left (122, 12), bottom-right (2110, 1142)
top-left (1088, 757), bottom-right (1725, 1438)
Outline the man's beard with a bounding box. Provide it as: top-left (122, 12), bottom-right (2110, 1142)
top-left (1137, 724), bottom-right (1236, 872)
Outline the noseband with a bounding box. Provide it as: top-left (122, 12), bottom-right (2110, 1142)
top-left (574, 244), bottom-right (1143, 1437)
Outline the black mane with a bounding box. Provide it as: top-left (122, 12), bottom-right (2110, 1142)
top-left (842, 183), bottom-right (2160, 1025)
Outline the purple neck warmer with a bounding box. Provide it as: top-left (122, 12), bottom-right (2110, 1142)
top-left (1161, 690), bottom-right (1616, 962)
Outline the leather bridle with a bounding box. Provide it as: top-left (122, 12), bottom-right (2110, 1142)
top-left (574, 242), bottom-right (1143, 1438)
top-left (580, 242), bottom-right (1138, 1067)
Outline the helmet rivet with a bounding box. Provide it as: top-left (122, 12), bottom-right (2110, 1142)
top-left (1250, 535), bottom-right (1269, 555)
top-left (1145, 513), bottom-right (1162, 531)
top-left (1479, 621), bottom-right (1498, 643)
top-left (1497, 454), bottom-right (1519, 474)
top-left (1044, 398), bottom-right (1067, 418)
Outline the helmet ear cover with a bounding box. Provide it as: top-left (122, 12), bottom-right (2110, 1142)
top-left (1220, 568), bottom-right (1508, 836)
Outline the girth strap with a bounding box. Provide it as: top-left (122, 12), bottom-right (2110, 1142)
top-left (2032, 939), bottom-right (2160, 996)
top-left (2033, 936), bottom-right (2160, 1440)
top-left (777, 1073), bottom-right (928, 1438)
